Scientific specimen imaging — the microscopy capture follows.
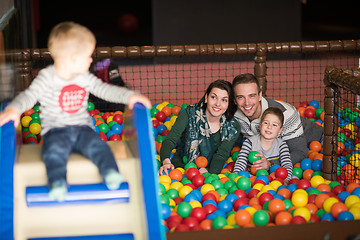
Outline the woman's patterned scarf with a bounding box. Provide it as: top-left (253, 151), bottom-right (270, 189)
top-left (183, 104), bottom-right (238, 164)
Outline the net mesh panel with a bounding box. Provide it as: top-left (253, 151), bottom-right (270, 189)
top-left (266, 52), bottom-right (360, 108)
top-left (337, 85), bottom-right (359, 184)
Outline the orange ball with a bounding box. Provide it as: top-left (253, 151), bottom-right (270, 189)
top-left (231, 146), bottom-right (241, 155)
top-left (169, 169), bottom-right (183, 182)
top-left (275, 210), bottom-right (292, 225)
top-left (200, 219), bottom-right (212, 230)
top-left (298, 107), bottom-right (306, 117)
top-left (23, 108), bottom-right (35, 116)
top-left (315, 193), bottom-right (330, 209)
top-left (305, 203), bottom-right (318, 215)
top-left (316, 183), bottom-right (331, 193)
top-left (161, 106), bottom-right (172, 117)
top-left (277, 188), bottom-right (292, 200)
top-left (268, 199), bottom-right (286, 215)
top-left (294, 162), bottom-right (301, 168)
top-left (313, 153), bottom-right (323, 161)
top-left (303, 169), bottom-right (315, 181)
top-left (330, 202), bottom-right (348, 218)
top-left (249, 197), bottom-right (260, 206)
top-left (309, 141), bottom-right (322, 153)
top-left (235, 209), bottom-right (252, 226)
top-left (346, 183), bottom-right (360, 194)
top-left (338, 142), bottom-right (345, 154)
top-left (156, 142), bottom-right (162, 154)
top-left (195, 156), bottom-right (208, 168)
top-left (171, 106), bottom-right (182, 116)
top-left (250, 167), bottom-right (257, 176)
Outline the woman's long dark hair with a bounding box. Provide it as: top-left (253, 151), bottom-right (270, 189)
top-left (197, 79), bottom-right (236, 121)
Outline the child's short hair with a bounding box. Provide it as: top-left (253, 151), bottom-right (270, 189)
top-left (260, 107), bottom-right (284, 127)
top-left (48, 21), bottom-right (96, 59)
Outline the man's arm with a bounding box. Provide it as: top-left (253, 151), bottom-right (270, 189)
top-left (285, 134), bottom-right (308, 165)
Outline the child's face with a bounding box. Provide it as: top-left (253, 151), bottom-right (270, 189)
top-left (71, 43), bottom-right (95, 74)
top-left (260, 113), bottom-right (283, 140)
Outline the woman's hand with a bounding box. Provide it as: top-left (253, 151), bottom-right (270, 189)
top-left (251, 153), bottom-right (271, 171)
top-left (158, 158), bottom-right (175, 175)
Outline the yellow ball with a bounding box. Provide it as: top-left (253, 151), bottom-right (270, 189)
top-left (226, 157), bottom-right (234, 164)
top-left (189, 200), bottom-right (202, 209)
top-left (269, 180), bottom-right (283, 191)
top-left (218, 174), bottom-right (227, 179)
top-left (179, 185), bottom-right (193, 199)
top-left (176, 167), bottom-right (185, 174)
top-left (355, 143), bottom-right (360, 151)
top-left (200, 184), bottom-right (215, 195)
top-left (170, 116), bottom-right (178, 124)
top-left (323, 197), bottom-right (339, 212)
top-left (219, 194), bottom-right (227, 201)
top-left (345, 195), bottom-right (360, 209)
top-left (169, 198), bottom-right (176, 208)
top-left (245, 207), bottom-right (257, 216)
top-left (159, 175), bottom-right (171, 185)
top-left (222, 225), bottom-right (234, 229)
top-left (349, 206), bottom-right (360, 220)
top-left (227, 213), bottom-right (236, 226)
top-left (170, 182), bottom-right (183, 191)
top-left (293, 207), bottom-right (311, 222)
top-left (29, 122), bottom-right (41, 135)
top-left (310, 175), bottom-right (325, 188)
top-left (233, 176), bottom-right (241, 183)
top-left (21, 116), bottom-right (32, 127)
top-left (253, 183), bottom-right (265, 191)
top-left (291, 190), bottom-right (308, 207)
top-left (162, 182), bottom-right (170, 192)
top-left (106, 116), bottom-right (114, 124)
top-left (261, 185), bottom-right (275, 192)
top-left (164, 121), bottom-right (173, 131)
top-left (350, 154), bottom-right (360, 168)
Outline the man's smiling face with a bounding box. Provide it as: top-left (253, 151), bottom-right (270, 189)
top-left (234, 82), bottom-right (262, 120)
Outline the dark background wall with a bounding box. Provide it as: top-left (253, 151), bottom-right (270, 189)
top-left (16, 0), bottom-right (360, 48)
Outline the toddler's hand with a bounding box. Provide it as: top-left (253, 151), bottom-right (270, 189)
top-left (0, 107), bottom-right (21, 127)
top-left (128, 93), bottom-right (152, 110)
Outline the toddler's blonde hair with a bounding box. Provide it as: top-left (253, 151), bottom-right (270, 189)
top-left (48, 21), bottom-right (96, 59)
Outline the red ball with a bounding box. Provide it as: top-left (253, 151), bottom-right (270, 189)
top-left (191, 174), bottom-right (205, 188)
top-left (233, 189), bottom-right (247, 199)
top-left (203, 204), bottom-right (217, 216)
top-left (24, 136), bottom-right (38, 144)
top-left (275, 167), bottom-right (288, 180)
top-left (167, 215), bottom-right (183, 229)
top-left (290, 215), bottom-right (307, 224)
top-left (299, 101), bottom-right (309, 108)
top-left (233, 198), bottom-right (250, 211)
top-left (190, 207), bottom-right (207, 222)
top-left (248, 189), bottom-right (260, 199)
top-left (160, 129), bottom-right (170, 136)
top-left (99, 132), bottom-right (108, 141)
top-left (304, 108), bottom-right (315, 119)
top-left (174, 197), bottom-right (183, 205)
top-left (184, 183), bottom-right (196, 190)
top-left (174, 224), bottom-right (190, 232)
top-left (22, 131), bottom-right (31, 140)
top-left (88, 110), bottom-right (96, 116)
top-left (297, 179), bottom-right (312, 190)
top-left (155, 111), bottom-right (167, 122)
top-left (308, 194), bottom-right (317, 204)
top-left (101, 112), bottom-right (112, 122)
top-left (109, 134), bottom-right (121, 141)
top-left (202, 193), bottom-right (217, 203)
top-left (309, 214), bottom-right (320, 223)
top-left (289, 178), bottom-right (300, 185)
top-left (332, 184), bottom-right (346, 195)
top-left (258, 192), bottom-right (274, 206)
top-left (113, 114), bottom-right (124, 125)
top-left (182, 217), bottom-right (199, 229)
top-left (152, 119), bottom-right (160, 128)
top-left (185, 168), bottom-right (200, 181)
top-left (225, 162), bottom-right (235, 172)
top-left (253, 179), bottom-right (266, 185)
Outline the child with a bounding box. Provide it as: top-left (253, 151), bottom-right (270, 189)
top-left (233, 107), bottom-right (293, 181)
top-left (0, 22), bottom-right (152, 201)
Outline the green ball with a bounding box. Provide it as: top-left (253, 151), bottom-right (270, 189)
top-left (150, 107), bottom-right (159, 118)
top-left (211, 180), bottom-right (224, 190)
top-left (160, 194), bottom-right (170, 205)
top-left (29, 119), bottom-right (41, 126)
top-left (256, 169), bottom-right (269, 176)
top-left (262, 201), bottom-right (270, 211)
top-left (329, 180), bottom-right (341, 190)
top-left (98, 123), bottom-right (109, 133)
top-left (308, 189), bottom-right (321, 195)
top-left (223, 180), bottom-right (235, 190)
top-left (204, 175), bottom-right (215, 184)
top-left (337, 164), bottom-right (342, 176)
top-left (253, 210), bottom-right (269, 226)
top-left (184, 162), bottom-right (197, 170)
top-left (283, 199), bottom-right (293, 210)
top-left (232, 151), bottom-right (240, 161)
top-left (202, 172), bottom-right (211, 178)
top-left (33, 105), bottom-right (40, 113)
top-left (248, 151), bottom-right (261, 163)
top-left (338, 133), bottom-right (347, 143)
top-left (159, 183), bottom-right (166, 195)
top-left (166, 103), bottom-right (175, 109)
top-left (292, 167), bottom-right (303, 179)
top-left (316, 208), bottom-right (326, 218)
top-left (107, 120), bottom-right (117, 129)
top-left (217, 188), bottom-right (229, 197)
top-left (228, 172), bottom-right (239, 181)
top-left (182, 156), bottom-right (188, 164)
top-left (348, 111), bottom-right (359, 122)
top-left (30, 112), bottom-right (40, 121)
top-left (236, 177), bottom-right (251, 191)
top-left (212, 216), bottom-right (228, 229)
top-left (315, 108), bottom-right (324, 119)
top-left (177, 201), bottom-right (192, 218)
top-left (166, 188), bottom-right (179, 199)
top-left (87, 102), bottom-right (95, 111)
top-left (155, 135), bottom-right (165, 143)
top-left (180, 103), bottom-right (189, 109)
top-left (228, 185), bottom-right (239, 194)
top-left (312, 171), bottom-right (322, 177)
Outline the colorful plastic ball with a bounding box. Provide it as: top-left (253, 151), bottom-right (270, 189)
top-left (248, 151), bottom-right (261, 163)
top-left (352, 187), bottom-right (360, 198)
top-left (195, 156), bottom-right (208, 168)
top-left (300, 158), bottom-right (312, 170)
top-left (200, 184), bottom-right (216, 195)
top-left (237, 171), bottom-right (250, 178)
top-left (190, 207), bottom-right (207, 222)
top-left (292, 167), bottom-right (303, 179)
top-left (29, 122), bottom-right (41, 135)
top-left (211, 216), bottom-right (228, 229)
top-left (311, 159), bottom-right (323, 172)
top-left (309, 100), bottom-right (320, 109)
top-left (345, 195), bottom-right (360, 209)
top-left (21, 116), bottom-right (32, 127)
top-left (310, 175), bottom-right (325, 188)
top-left (315, 108), bottom-right (324, 119)
top-left (98, 123), bottom-right (109, 134)
top-left (161, 203), bottom-right (171, 220)
top-left (337, 211), bottom-right (354, 221)
top-left (320, 212), bottom-right (335, 222)
top-left (275, 167), bottom-right (288, 180)
top-left (293, 207), bottom-right (311, 222)
top-left (236, 177), bottom-right (251, 191)
top-left (111, 123), bottom-right (123, 134)
top-left (270, 164), bottom-right (280, 173)
top-left (252, 210), bottom-right (269, 226)
top-left (177, 201), bottom-right (192, 218)
top-left (323, 197), bottom-right (339, 213)
top-left (304, 108), bottom-right (315, 119)
top-left (256, 169), bottom-right (269, 176)
top-left (291, 190), bottom-right (308, 207)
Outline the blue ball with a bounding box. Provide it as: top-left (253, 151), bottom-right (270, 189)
top-left (287, 184), bottom-right (297, 193)
top-left (309, 100), bottom-right (319, 109)
top-left (225, 193), bottom-right (239, 204)
top-left (157, 124), bottom-right (167, 134)
top-left (352, 187), bottom-right (360, 198)
top-left (184, 192), bottom-right (199, 202)
top-left (338, 191), bottom-right (351, 202)
top-left (238, 204), bottom-right (250, 210)
top-left (270, 164), bottom-right (280, 173)
top-left (312, 159), bottom-right (323, 171)
top-left (111, 123), bottom-right (123, 134)
top-left (217, 200), bottom-right (233, 213)
top-left (190, 189), bottom-right (203, 202)
top-left (274, 194), bottom-right (285, 200)
top-left (256, 175), bottom-right (269, 185)
top-left (355, 117), bottom-right (360, 127)
top-left (306, 187), bottom-right (316, 193)
top-left (320, 212), bottom-right (335, 222)
top-left (94, 126), bottom-right (100, 134)
top-left (203, 199), bottom-right (217, 207)
top-left (106, 130), bottom-right (116, 139)
top-left (337, 211), bottom-right (354, 221)
top-left (238, 171), bottom-right (250, 178)
top-left (161, 203), bottom-right (171, 220)
top-left (300, 158), bottom-right (312, 170)
top-left (267, 190), bottom-right (277, 196)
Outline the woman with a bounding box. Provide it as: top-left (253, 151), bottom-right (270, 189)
top-left (159, 79), bottom-right (241, 175)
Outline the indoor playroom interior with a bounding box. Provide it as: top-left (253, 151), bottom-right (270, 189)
top-left (0, 1), bottom-right (360, 240)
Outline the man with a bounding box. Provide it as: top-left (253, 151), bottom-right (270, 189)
top-left (232, 73), bottom-right (323, 166)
